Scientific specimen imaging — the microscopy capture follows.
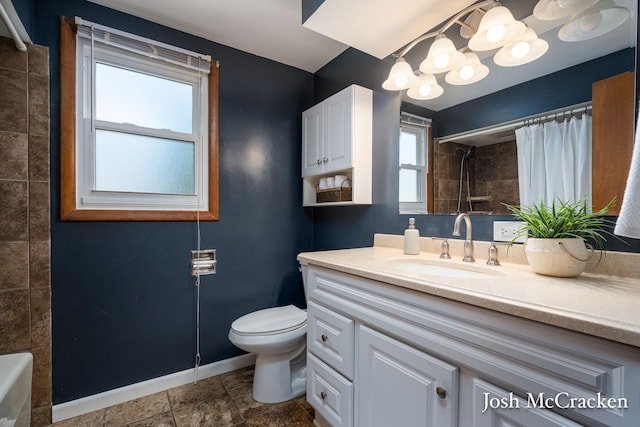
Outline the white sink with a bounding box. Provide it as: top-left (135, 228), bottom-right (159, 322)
top-left (388, 259), bottom-right (501, 279)
top-left (0, 352), bottom-right (32, 427)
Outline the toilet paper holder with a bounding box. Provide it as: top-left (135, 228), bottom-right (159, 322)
top-left (191, 249), bottom-right (217, 276)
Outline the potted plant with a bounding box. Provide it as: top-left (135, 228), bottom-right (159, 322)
top-left (504, 198), bottom-right (616, 278)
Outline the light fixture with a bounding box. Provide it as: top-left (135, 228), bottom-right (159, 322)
top-left (533, 0), bottom-right (597, 20)
top-left (558, 0), bottom-right (630, 42)
top-left (468, 3), bottom-right (526, 51)
top-left (419, 35), bottom-right (466, 74)
top-left (381, 0), bottom-right (559, 101)
top-left (445, 51), bottom-right (489, 85)
top-left (494, 27), bottom-right (549, 66)
top-left (407, 73), bottom-right (444, 100)
top-left (382, 57), bottom-right (419, 90)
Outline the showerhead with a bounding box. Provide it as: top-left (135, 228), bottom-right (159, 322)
top-left (466, 146), bottom-right (476, 160)
top-left (457, 146), bottom-right (476, 160)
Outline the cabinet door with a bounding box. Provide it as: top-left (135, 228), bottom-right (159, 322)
top-left (472, 379), bottom-right (583, 427)
top-left (302, 102), bottom-right (323, 177)
top-left (323, 88), bottom-right (353, 173)
top-left (592, 71), bottom-right (635, 215)
top-left (357, 325), bottom-right (458, 427)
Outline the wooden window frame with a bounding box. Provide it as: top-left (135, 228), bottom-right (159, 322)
top-left (60, 17), bottom-right (219, 221)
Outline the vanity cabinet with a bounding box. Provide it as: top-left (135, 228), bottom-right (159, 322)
top-left (303, 264), bottom-right (640, 427)
top-left (301, 85), bottom-right (372, 206)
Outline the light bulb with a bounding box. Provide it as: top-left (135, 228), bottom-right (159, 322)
top-left (459, 65), bottom-right (475, 80)
top-left (487, 24), bottom-right (506, 43)
top-left (394, 75), bottom-right (408, 88)
top-left (434, 53), bottom-right (450, 69)
top-left (511, 41), bottom-right (531, 59)
top-left (419, 84), bottom-right (432, 96)
top-left (580, 11), bottom-right (602, 32)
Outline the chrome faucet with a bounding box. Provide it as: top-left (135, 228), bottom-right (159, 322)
top-left (453, 213), bottom-right (475, 262)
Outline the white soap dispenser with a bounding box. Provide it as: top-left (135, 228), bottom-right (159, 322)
top-left (404, 217), bottom-right (420, 255)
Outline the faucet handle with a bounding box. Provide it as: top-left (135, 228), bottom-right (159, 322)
top-left (440, 238), bottom-right (451, 259)
top-left (486, 242), bottom-right (500, 266)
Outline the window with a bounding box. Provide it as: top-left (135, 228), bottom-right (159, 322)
top-left (399, 112), bottom-right (431, 214)
top-left (60, 17), bottom-right (219, 220)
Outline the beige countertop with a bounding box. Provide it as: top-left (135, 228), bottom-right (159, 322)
top-left (298, 234), bottom-right (640, 349)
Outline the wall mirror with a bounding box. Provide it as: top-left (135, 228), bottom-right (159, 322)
top-left (395, 0), bottom-right (637, 215)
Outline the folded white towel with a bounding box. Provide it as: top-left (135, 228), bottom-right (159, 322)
top-left (614, 107), bottom-right (640, 239)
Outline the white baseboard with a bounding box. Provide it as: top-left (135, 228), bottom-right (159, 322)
top-left (51, 353), bottom-right (256, 423)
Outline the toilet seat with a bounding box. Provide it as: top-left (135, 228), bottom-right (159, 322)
top-left (231, 305), bottom-right (307, 336)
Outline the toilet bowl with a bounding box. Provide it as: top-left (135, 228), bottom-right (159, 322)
top-left (228, 304), bottom-right (307, 403)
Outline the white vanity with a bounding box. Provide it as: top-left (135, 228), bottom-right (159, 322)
top-left (298, 235), bottom-right (640, 427)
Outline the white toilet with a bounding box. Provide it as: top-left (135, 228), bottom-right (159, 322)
top-left (228, 267), bottom-right (309, 403)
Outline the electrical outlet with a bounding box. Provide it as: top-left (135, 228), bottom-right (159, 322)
top-left (493, 221), bottom-right (527, 243)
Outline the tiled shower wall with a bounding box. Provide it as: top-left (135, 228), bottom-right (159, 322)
top-left (434, 140), bottom-right (519, 215)
top-left (0, 37), bottom-right (51, 426)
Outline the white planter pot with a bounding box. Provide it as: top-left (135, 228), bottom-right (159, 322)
top-left (524, 238), bottom-right (592, 278)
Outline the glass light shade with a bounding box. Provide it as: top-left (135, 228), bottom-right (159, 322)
top-left (407, 73), bottom-right (444, 100)
top-left (533, 0), bottom-right (597, 20)
top-left (445, 52), bottom-right (489, 85)
top-left (494, 27), bottom-right (549, 66)
top-left (382, 57), bottom-right (419, 90)
top-left (419, 36), bottom-right (465, 74)
top-left (468, 5), bottom-right (526, 51)
top-left (558, 0), bottom-right (630, 42)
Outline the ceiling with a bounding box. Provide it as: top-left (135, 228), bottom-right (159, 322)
top-left (85, 0), bottom-right (637, 111)
top-left (1, 0), bottom-right (637, 110)
top-left (86, 0), bottom-right (349, 74)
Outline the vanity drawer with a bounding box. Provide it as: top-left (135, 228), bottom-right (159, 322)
top-left (307, 353), bottom-right (353, 427)
top-left (308, 301), bottom-right (355, 380)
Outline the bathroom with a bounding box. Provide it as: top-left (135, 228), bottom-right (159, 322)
top-left (0, 0), bottom-right (638, 426)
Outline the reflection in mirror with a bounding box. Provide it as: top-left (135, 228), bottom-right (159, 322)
top-left (399, 112), bottom-right (431, 214)
top-left (393, 0), bottom-right (637, 215)
top-left (434, 102), bottom-right (593, 215)
top-left (434, 136), bottom-right (518, 215)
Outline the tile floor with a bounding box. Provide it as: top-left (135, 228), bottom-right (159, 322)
top-left (50, 366), bottom-right (314, 427)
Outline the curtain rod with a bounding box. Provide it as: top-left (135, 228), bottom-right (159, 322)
top-left (437, 101), bottom-right (592, 144)
top-left (0, 1), bottom-right (26, 51)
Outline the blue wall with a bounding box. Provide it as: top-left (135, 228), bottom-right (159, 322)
top-left (312, 47), bottom-right (640, 254)
top-left (32, 0), bottom-right (314, 404)
top-left (437, 48), bottom-right (636, 136)
top-left (10, 0), bottom-right (33, 39)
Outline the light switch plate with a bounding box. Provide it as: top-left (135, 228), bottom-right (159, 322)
top-left (493, 221), bottom-right (527, 243)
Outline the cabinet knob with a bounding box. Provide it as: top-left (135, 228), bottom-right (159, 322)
top-left (320, 391), bottom-right (327, 400)
top-left (317, 159), bottom-right (322, 165)
top-left (321, 334), bottom-right (328, 342)
top-left (322, 157), bottom-right (328, 164)
top-left (436, 387), bottom-right (447, 399)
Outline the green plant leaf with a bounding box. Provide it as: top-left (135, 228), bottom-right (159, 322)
top-left (502, 197), bottom-right (621, 250)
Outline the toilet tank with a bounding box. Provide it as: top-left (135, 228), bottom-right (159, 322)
top-left (0, 352), bottom-right (33, 427)
top-left (299, 262), bottom-right (309, 303)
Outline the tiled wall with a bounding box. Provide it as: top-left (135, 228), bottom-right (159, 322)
top-left (434, 140), bottom-right (519, 215)
top-left (0, 37), bottom-right (51, 426)
top-left (433, 141), bottom-right (473, 214)
top-left (473, 141), bottom-right (519, 215)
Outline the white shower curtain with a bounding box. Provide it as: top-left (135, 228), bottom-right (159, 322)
top-left (515, 115), bottom-right (592, 208)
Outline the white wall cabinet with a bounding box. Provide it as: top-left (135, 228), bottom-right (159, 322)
top-left (303, 264), bottom-right (640, 427)
top-left (301, 85), bottom-right (372, 206)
